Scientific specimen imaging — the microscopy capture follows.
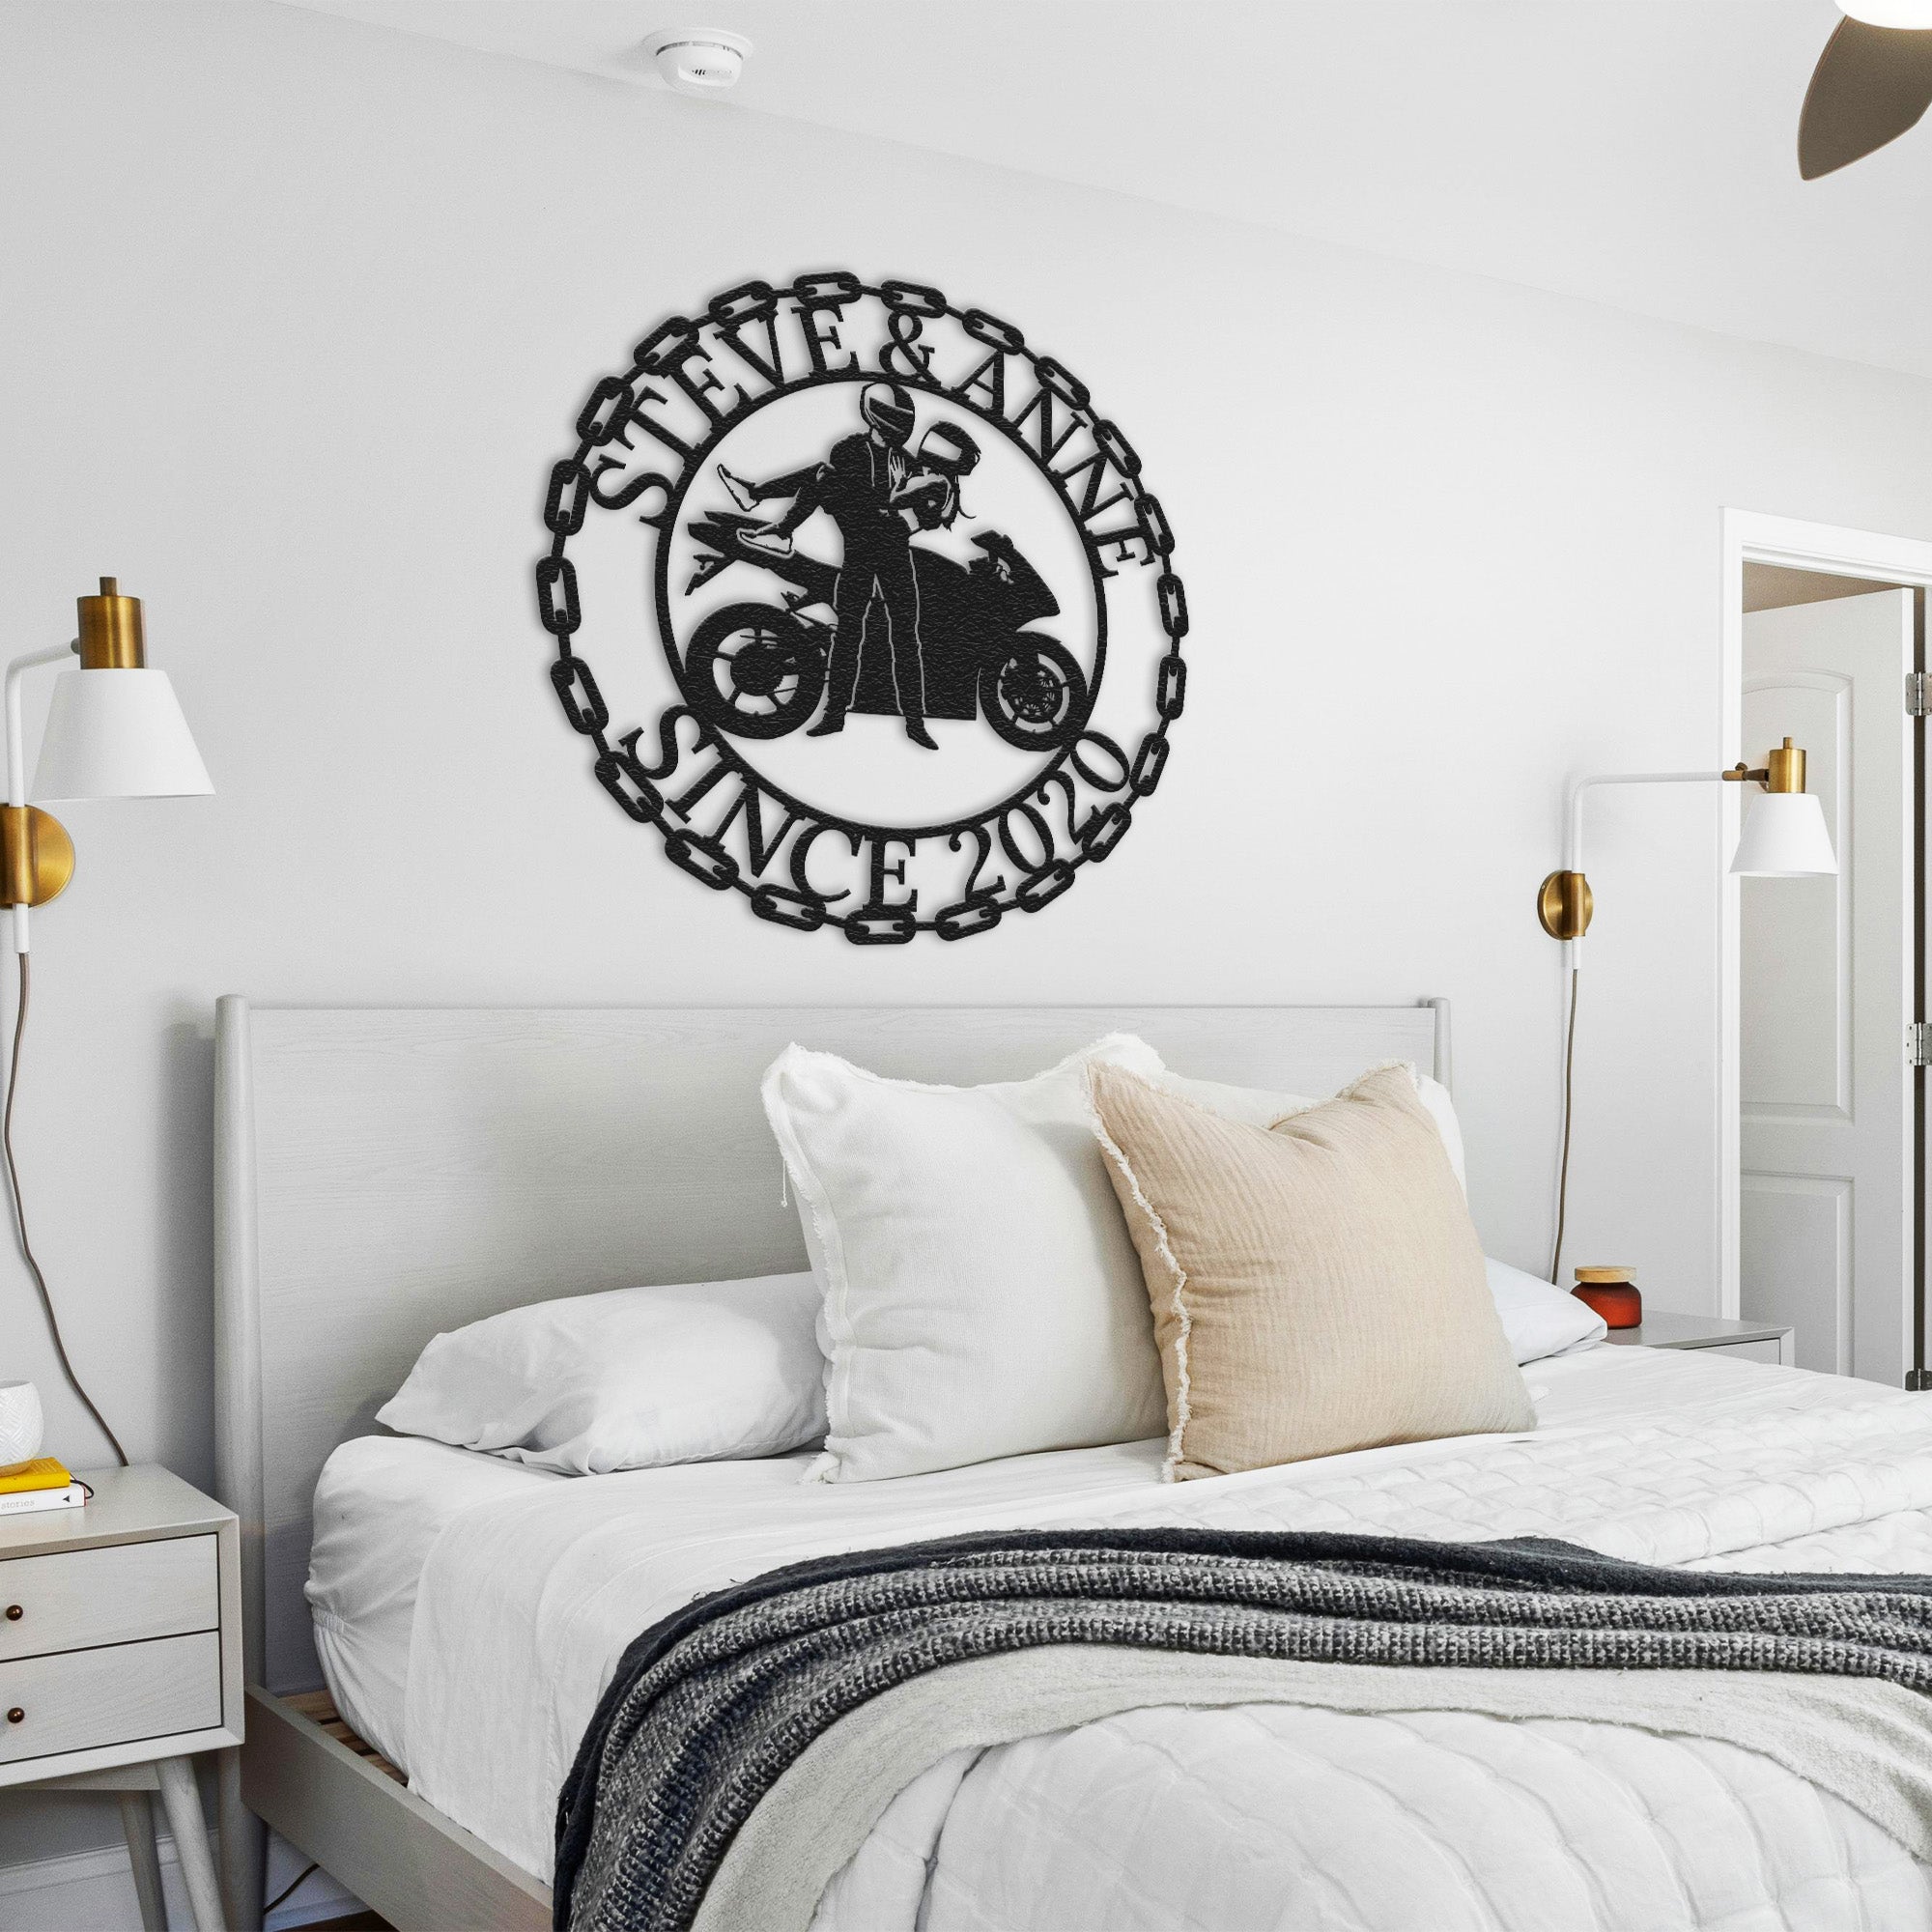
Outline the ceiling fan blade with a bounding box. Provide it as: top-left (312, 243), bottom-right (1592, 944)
top-left (1800, 16), bottom-right (1932, 178)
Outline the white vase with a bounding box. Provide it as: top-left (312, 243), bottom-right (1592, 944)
top-left (0, 1382), bottom-right (43, 1465)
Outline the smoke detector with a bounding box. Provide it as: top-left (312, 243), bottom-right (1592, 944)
top-left (644, 29), bottom-right (752, 98)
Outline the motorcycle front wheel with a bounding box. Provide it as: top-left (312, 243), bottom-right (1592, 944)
top-left (685, 603), bottom-right (826, 740)
top-left (980, 636), bottom-right (1086, 751)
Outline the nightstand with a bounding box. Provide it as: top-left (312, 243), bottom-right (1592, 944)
top-left (1603, 1310), bottom-right (1795, 1365)
top-left (0, 1465), bottom-right (243, 1932)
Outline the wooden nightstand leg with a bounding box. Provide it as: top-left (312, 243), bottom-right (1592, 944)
top-left (119, 1791), bottom-right (169, 1932)
top-left (156, 1755), bottom-right (224, 1932)
top-left (217, 1747), bottom-right (265, 1932)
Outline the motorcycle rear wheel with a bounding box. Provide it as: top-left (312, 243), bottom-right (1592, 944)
top-left (685, 603), bottom-right (826, 740)
top-left (980, 636), bottom-right (1086, 752)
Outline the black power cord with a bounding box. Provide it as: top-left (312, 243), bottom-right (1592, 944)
top-left (1549, 966), bottom-right (1579, 1287)
top-left (265, 1860), bottom-right (322, 1918)
top-left (4, 952), bottom-right (128, 1466)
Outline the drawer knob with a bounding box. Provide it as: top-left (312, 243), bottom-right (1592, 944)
top-left (3, 1605), bottom-right (18, 1621)
top-left (5, 1708), bottom-right (20, 1725)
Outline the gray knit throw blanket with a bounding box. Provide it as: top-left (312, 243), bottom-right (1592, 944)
top-left (552, 1525), bottom-right (1932, 1932)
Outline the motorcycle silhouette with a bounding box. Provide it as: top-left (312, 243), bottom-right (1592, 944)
top-left (679, 512), bottom-right (1089, 750)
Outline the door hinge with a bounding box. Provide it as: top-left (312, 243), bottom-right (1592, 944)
top-left (1909, 670), bottom-right (1931, 717)
top-left (1912, 1021), bottom-right (1932, 1068)
top-left (1911, 1370), bottom-right (1932, 1392)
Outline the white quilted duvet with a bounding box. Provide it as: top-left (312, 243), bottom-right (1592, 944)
top-left (331, 1345), bottom-right (1932, 1927)
top-left (817, 1705), bottom-right (1932, 1931)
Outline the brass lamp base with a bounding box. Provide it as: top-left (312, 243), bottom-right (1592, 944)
top-left (1537, 869), bottom-right (1593, 941)
top-left (0, 806), bottom-right (73, 909)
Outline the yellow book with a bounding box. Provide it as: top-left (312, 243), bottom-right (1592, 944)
top-left (0, 1457), bottom-right (73, 1494)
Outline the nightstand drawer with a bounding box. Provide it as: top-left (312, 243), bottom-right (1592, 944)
top-left (0, 1630), bottom-right (221, 1765)
top-left (0, 1537), bottom-right (218, 1662)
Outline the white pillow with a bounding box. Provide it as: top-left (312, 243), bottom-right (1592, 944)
top-left (763, 1036), bottom-right (1170, 1483)
top-left (376, 1272), bottom-right (825, 1474)
top-left (1486, 1256), bottom-right (1606, 1363)
top-left (1146, 1063), bottom-right (1467, 1195)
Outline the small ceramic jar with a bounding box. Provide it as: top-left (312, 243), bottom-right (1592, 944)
top-left (0, 1382), bottom-right (42, 1466)
top-left (1572, 1266), bottom-right (1641, 1329)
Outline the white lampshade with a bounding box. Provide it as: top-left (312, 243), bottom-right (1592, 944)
top-left (1839, 1), bottom-right (1932, 25)
top-left (32, 668), bottom-right (213, 803)
top-left (1729, 790), bottom-right (1837, 878)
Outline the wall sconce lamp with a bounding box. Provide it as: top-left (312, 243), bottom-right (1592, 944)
top-left (1538, 740), bottom-right (1836, 949)
top-left (2, 580), bottom-right (213, 945)
top-left (1537, 740), bottom-right (1835, 1280)
top-left (1, 580), bottom-right (212, 1467)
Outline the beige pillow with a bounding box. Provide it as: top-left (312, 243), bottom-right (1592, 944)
top-left (1088, 1061), bottom-right (1534, 1481)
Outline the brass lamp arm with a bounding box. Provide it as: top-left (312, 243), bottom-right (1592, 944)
top-left (1, 643), bottom-right (79, 954)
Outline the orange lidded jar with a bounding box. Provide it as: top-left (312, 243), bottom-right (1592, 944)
top-left (1572, 1266), bottom-right (1641, 1329)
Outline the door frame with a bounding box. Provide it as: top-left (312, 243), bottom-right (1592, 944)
top-left (1719, 509), bottom-right (1932, 1326)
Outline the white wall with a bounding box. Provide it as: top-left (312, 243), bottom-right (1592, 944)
top-left (6, 0), bottom-right (1932, 1871)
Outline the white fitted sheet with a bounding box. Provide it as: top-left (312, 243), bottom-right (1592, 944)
top-left (307, 1435), bottom-right (561, 1769)
top-left (309, 1344), bottom-right (1932, 1910)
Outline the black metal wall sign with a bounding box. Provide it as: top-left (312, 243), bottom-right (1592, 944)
top-left (536, 273), bottom-right (1186, 942)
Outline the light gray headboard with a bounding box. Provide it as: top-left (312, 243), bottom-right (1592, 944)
top-left (212, 999), bottom-right (1449, 1692)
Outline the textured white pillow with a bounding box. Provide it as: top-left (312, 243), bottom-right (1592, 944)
top-left (1147, 1062), bottom-right (1467, 1195)
top-left (763, 1036), bottom-right (1170, 1483)
top-left (376, 1272), bottom-right (825, 1474)
top-left (1486, 1256), bottom-right (1606, 1363)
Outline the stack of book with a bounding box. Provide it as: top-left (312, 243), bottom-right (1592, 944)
top-left (0, 1457), bottom-right (88, 1516)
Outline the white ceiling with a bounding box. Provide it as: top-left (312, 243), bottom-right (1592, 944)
top-left (274, 0), bottom-right (1932, 380)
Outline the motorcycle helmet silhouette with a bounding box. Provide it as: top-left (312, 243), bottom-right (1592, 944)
top-left (916, 423), bottom-right (980, 476)
top-left (860, 381), bottom-right (915, 446)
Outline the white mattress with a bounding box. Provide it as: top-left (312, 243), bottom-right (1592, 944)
top-left (308, 1344), bottom-right (1932, 1919)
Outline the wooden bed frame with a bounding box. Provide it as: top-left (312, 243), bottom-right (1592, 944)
top-left (209, 999), bottom-right (1451, 1929)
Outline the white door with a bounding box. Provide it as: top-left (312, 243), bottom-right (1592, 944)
top-left (1741, 588), bottom-right (1914, 1384)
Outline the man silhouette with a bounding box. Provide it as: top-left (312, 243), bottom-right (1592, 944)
top-left (717, 381), bottom-right (936, 750)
